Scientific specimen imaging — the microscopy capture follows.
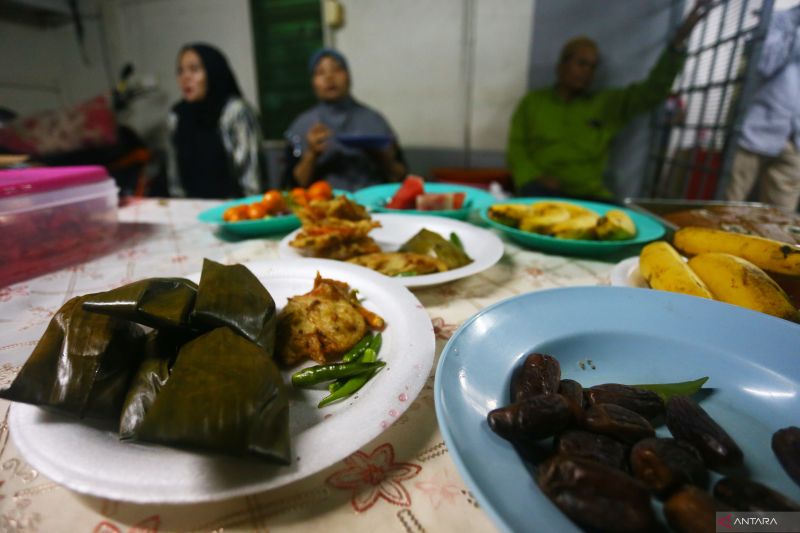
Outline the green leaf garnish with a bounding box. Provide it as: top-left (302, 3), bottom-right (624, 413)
top-left (632, 377), bottom-right (709, 402)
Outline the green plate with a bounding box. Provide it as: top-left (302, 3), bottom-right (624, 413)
top-left (479, 197), bottom-right (665, 255)
top-left (197, 190), bottom-right (350, 237)
top-left (353, 182), bottom-right (497, 220)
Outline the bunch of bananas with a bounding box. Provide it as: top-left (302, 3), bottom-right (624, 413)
top-left (639, 227), bottom-right (800, 322)
top-left (488, 201), bottom-right (637, 241)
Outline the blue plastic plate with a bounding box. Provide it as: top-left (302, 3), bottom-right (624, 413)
top-left (197, 190), bottom-right (350, 237)
top-left (435, 286), bottom-right (800, 533)
top-left (354, 182), bottom-right (496, 220)
top-left (480, 197), bottom-right (665, 255)
top-left (336, 134), bottom-right (393, 149)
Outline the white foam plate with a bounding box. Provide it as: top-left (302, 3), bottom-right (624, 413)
top-left (278, 213), bottom-right (505, 287)
top-left (609, 256), bottom-right (647, 288)
top-left (9, 259), bottom-right (435, 503)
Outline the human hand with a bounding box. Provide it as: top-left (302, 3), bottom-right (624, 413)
top-left (672, 0), bottom-right (713, 50)
top-left (306, 122), bottom-right (331, 155)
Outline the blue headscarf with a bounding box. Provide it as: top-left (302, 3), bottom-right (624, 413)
top-left (308, 47), bottom-right (349, 75)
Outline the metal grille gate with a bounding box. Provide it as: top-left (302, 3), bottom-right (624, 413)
top-left (643, 0), bottom-right (775, 200)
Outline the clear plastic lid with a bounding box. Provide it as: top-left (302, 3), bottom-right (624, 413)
top-left (0, 166), bottom-right (110, 197)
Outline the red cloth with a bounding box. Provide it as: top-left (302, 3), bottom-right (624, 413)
top-left (0, 94), bottom-right (117, 156)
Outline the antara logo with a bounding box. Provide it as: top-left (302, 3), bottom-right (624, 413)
top-left (717, 514), bottom-right (732, 529)
top-left (734, 517), bottom-right (779, 525)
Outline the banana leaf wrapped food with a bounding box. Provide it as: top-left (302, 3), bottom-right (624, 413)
top-left (191, 258), bottom-right (277, 352)
top-left (118, 329), bottom-right (183, 439)
top-left (399, 228), bottom-right (473, 270)
top-left (128, 327), bottom-right (290, 463)
top-left (82, 277), bottom-right (198, 330)
top-left (0, 295), bottom-right (145, 419)
top-left (3, 258), bottom-right (291, 464)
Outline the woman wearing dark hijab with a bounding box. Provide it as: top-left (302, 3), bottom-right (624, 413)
top-left (168, 43), bottom-right (265, 198)
top-left (284, 48), bottom-right (407, 192)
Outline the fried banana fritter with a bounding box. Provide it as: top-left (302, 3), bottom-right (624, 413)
top-left (276, 274), bottom-right (385, 366)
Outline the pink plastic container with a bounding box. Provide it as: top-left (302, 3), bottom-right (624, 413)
top-left (0, 166), bottom-right (118, 287)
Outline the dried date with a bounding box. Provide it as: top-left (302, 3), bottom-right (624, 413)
top-left (630, 437), bottom-right (708, 497)
top-left (487, 394), bottom-right (572, 441)
top-left (510, 353), bottom-right (561, 402)
top-left (583, 403), bottom-right (655, 444)
top-left (537, 455), bottom-right (657, 532)
top-left (665, 396), bottom-right (743, 470)
top-left (586, 383), bottom-right (665, 420)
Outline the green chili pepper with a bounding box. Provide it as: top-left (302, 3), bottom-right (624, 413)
top-left (291, 361), bottom-right (385, 388)
top-left (395, 271), bottom-right (418, 277)
top-left (341, 332), bottom-right (373, 363)
top-left (332, 334), bottom-right (382, 391)
top-left (631, 376), bottom-right (709, 402)
top-left (368, 332), bottom-right (382, 354)
top-left (449, 232), bottom-right (465, 251)
top-left (319, 347), bottom-right (382, 407)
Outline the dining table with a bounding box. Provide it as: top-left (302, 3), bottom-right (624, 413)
top-left (0, 196), bottom-right (624, 533)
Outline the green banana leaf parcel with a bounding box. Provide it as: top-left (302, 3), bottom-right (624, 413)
top-left (0, 295), bottom-right (145, 419)
top-left (399, 228), bottom-right (473, 270)
top-left (82, 277), bottom-right (198, 331)
top-left (191, 259), bottom-right (277, 352)
top-left (134, 327), bottom-right (290, 463)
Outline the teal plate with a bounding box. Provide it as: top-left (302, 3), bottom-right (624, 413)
top-left (435, 286), bottom-right (800, 533)
top-left (197, 190), bottom-right (350, 237)
top-left (354, 182), bottom-right (496, 220)
top-left (479, 197), bottom-right (665, 255)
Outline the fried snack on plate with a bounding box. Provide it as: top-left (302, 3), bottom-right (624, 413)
top-left (276, 273), bottom-right (385, 366)
top-left (347, 252), bottom-right (448, 276)
top-left (290, 196), bottom-right (381, 260)
top-left (290, 219), bottom-right (381, 260)
top-left (295, 195), bottom-right (371, 226)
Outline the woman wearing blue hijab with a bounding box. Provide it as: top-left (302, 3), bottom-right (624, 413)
top-left (284, 48), bottom-right (407, 191)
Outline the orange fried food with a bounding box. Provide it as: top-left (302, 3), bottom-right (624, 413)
top-left (295, 195), bottom-right (371, 226)
top-left (276, 273), bottom-right (385, 366)
top-left (290, 219), bottom-right (381, 260)
top-left (290, 195), bottom-right (381, 260)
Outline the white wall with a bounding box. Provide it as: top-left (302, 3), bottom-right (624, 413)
top-left (0, 20), bottom-right (62, 114)
top-left (332, 0), bottom-right (534, 152)
top-left (2, 0), bottom-right (530, 165)
top-left (108, 0), bottom-right (258, 140)
top-left (0, 11), bottom-right (108, 116)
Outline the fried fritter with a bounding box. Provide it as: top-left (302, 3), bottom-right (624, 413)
top-left (290, 219), bottom-right (381, 260)
top-left (347, 252), bottom-right (448, 276)
top-left (296, 196), bottom-right (371, 226)
top-left (290, 196), bottom-right (382, 260)
top-left (276, 274), bottom-right (385, 366)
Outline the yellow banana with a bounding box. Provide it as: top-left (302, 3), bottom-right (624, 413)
top-left (596, 209), bottom-right (637, 241)
top-left (532, 200), bottom-right (595, 218)
top-left (688, 252), bottom-right (799, 321)
top-left (488, 204), bottom-right (530, 227)
top-left (639, 241), bottom-right (713, 299)
top-left (520, 204), bottom-right (571, 233)
top-left (673, 227), bottom-right (800, 276)
top-left (548, 213), bottom-right (599, 240)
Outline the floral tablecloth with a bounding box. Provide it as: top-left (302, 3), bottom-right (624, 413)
top-left (0, 198), bottom-right (620, 533)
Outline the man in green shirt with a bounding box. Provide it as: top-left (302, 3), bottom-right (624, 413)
top-left (507, 1), bottom-right (710, 199)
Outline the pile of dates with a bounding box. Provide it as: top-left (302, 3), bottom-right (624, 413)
top-left (487, 354), bottom-right (800, 532)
